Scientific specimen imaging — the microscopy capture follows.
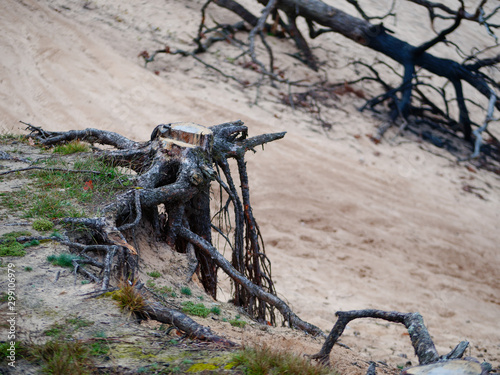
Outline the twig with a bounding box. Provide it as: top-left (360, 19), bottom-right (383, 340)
top-left (0, 166), bottom-right (111, 176)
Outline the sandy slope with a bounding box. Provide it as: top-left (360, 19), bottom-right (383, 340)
top-left (1, 0), bottom-right (499, 371)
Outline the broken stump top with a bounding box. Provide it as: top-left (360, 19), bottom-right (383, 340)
top-left (153, 122), bottom-right (213, 152)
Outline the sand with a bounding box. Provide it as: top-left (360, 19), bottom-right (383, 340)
top-left (0, 0), bottom-right (499, 371)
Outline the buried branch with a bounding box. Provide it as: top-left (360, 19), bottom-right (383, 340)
top-left (308, 309), bottom-right (470, 369)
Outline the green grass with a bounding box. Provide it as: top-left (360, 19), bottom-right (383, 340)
top-left (232, 345), bottom-right (336, 375)
top-left (0, 342), bottom-right (24, 361)
top-left (0, 293), bottom-right (8, 302)
top-left (147, 270), bottom-right (161, 278)
top-left (181, 301), bottom-right (213, 318)
top-left (53, 140), bottom-right (90, 155)
top-left (210, 305), bottom-right (221, 315)
top-left (180, 286), bottom-right (192, 296)
top-left (47, 253), bottom-right (80, 268)
top-left (44, 324), bottom-right (66, 338)
top-left (27, 193), bottom-right (85, 219)
top-left (43, 317), bottom-right (94, 339)
top-left (229, 319), bottom-right (247, 328)
top-left (0, 154), bottom-right (132, 220)
top-left (146, 280), bottom-right (177, 297)
top-left (30, 340), bottom-right (94, 375)
top-left (66, 317), bottom-right (94, 329)
top-left (88, 339), bottom-right (109, 357)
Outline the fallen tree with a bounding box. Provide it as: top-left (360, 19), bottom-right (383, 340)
top-left (141, 0), bottom-right (500, 165)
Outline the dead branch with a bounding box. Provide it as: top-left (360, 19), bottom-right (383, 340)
top-left (309, 309), bottom-right (443, 366)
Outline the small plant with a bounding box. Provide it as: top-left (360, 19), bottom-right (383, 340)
top-left (0, 293), bottom-right (8, 302)
top-left (180, 286), bottom-right (192, 296)
top-left (24, 266), bottom-right (33, 272)
top-left (47, 253), bottom-right (79, 268)
top-left (232, 345), bottom-right (336, 375)
top-left (33, 218), bottom-right (54, 231)
top-left (53, 140), bottom-right (90, 155)
top-left (0, 342), bottom-right (23, 361)
top-left (210, 305), bottom-right (221, 315)
top-left (229, 319), bottom-right (247, 328)
top-left (66, 316), bottom-right (94, 329)
top-left (181, 301), bottom-right (210, 318)
top-left (29, 340), bottom-right (93, 375)
top-left (27, 193), bottom-right (84, 219)
top-left (147, 270), bottom-right (161, 278)
top-left (93, 331), bottom-right (107, 338)
top-left (81, 280), bottom-right (90, 285)
top-left (89, 339), bottom-right (109, 357)
top-left (44, 324), bottom-right (65, 338)
top-left (112, 281), bottom-right (145, 315)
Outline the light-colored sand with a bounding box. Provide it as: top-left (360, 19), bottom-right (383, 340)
top-left (1, 0), bottom-right (499, 371)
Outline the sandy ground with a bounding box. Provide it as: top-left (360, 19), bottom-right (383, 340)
top-left (0, 0), bottom-right (499, 372)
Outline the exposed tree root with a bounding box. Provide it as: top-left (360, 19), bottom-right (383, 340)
top-left (308, 309), bottom-right (470, 369)
top-left (22, 120), bottom-right (324, 342)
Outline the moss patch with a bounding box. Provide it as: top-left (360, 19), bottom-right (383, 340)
top-left (0, 231), bottom-right (37, 257)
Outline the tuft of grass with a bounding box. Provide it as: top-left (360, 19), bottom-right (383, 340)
top-left (181, 301), bottom-right (211, 318)
top-left (180, 286), bottom-right (192, 296)
top-left (44, 324), bottom-right (66, 338)
top-left (232, 345), bottom-right (336, 375)
top-left (44, 317), bottom-right (94, 339)
top-left (147, 270), bottom-right (161, 278)
top-left (112, 281), bottom-right (146, 315)
top-left (30, 340), bottom-right (94, 375)
top-left (53, 140), bottom-right (90, 155)
top-left (47, 253), bottom-right (79, 268)
top-left (210, 305), bottom-right (221, 315)
top-left (89, 339), bottom-right (110, 357)
top-left (33, 218), bottom-right (55, 231)
top-left (24, 266), bottom-right (33, 272)
top-left (66, 317), bottom-right (94, 329)
top-left (229, 319), bottom-right (247, 328)
top-left (0, 342), bottom-right (24, 361)
top-left (27, 193), bottom-right (84, 219)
